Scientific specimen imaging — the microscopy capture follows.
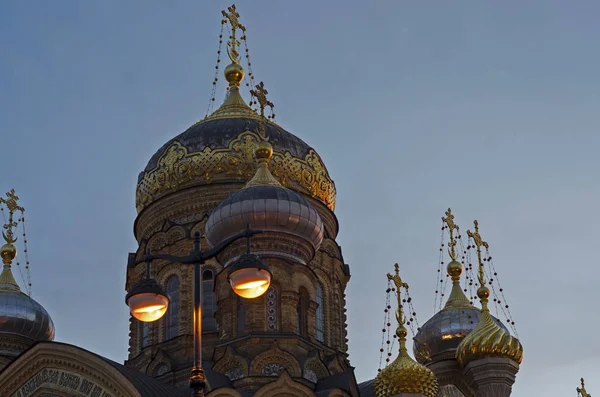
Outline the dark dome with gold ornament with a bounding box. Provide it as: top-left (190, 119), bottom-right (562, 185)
top-left (135, 46), bottom-right (336, 214)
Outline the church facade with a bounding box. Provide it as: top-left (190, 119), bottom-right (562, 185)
top-left (0, 5), bottom-right (529, 397)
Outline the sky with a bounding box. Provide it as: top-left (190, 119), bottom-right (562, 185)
top-left (1, 1), bottom-right (599, 395)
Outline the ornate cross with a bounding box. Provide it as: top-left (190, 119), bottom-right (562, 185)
top-left (387, 263), bottom-right (409, 325)
top-left (467, 220), bottom-right (489, 286)
top-left (250, 82), bottom-right (274, 117)
top-left (0, 189), bottom-right (23, 244)
top-left (222, 5), bottom-right (246, 63)
top-left (442, 208), bottom-right (459, 261)
top-left (578, 378), bottom-right (591, 397)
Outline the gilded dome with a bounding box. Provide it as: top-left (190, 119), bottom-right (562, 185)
top-left (135, 88), bottom-right (336, 213)
top-left (205, 142), bottom-right (324, 266)
top-left (375, 264), bottom-right (439, 397)
top-left (456, 285), bottom-right (523, 367)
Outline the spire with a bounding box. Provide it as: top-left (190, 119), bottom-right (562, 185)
top-left (374, 264), bottom-right (439, 397)
top-left (0, 189), bottom-right (23, 292)
top-left (578, 378), bottom-right (591, 397)
top-left (441, 208), bottom-right (471, 309)
top-left (205, 5), bottom-right (258, 121)
top-left (456, 220), bottom-right (523, 367)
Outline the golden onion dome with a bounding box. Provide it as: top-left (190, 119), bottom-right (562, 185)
top-left (456, 286), bottom-right (523, 367)
top-left (457, 220), bottom-right (523, 367)
top-left (135, 58), bottom-right (336, 214)
top-left (374, 264), bottom-right (439, 397)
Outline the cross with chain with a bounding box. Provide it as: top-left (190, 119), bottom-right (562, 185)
top-left (442, 208), bottom-right (459, 261)
top-left (578, 378), bottom-right (591, 397)
top-left (250, 82), bottom-right (274, 117)
top-left (467, 220), bottom-right (489, 286)
top-left (387, 263), bottom-right (409, 325)
top-left (0, 189), bottom-right (24, 244)
top-left (222, 5), bottom-right (246, 63)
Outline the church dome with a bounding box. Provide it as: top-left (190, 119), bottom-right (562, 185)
top-left (456, 284), bottom-right (523, 367)
top-left (0, 290), bottom-right (55, 341)
top-left (413, 260), bottom-right (508, 364)
top-left (135, 63), bottom-right (336, 214)
top-left (205, 141), bottom-right (324, 266)
top-left (0, 243), bottom-right (55, 342)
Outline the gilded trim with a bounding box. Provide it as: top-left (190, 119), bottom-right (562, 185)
top-left (136, 131), bottom-right (336, 212)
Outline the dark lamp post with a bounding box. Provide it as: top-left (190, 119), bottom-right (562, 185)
top-left (125, 225), bottom-right (270, 397)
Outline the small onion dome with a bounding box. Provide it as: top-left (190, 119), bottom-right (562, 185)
top-left (414, 260), bottom-right (508, 364)
top-left (456, 284), bottom-right (523, 367)
top-left (0, 243), bottom-right (55, 342)
top-left (205, 140), bottom-right (324, 266)
top-left (374, 326), bottom-right (439, 397)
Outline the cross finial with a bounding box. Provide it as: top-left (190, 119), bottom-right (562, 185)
top-left (467, 220), bottom-right (489, 286)
top-left (387, 263), bottom-right (409, 343)
top-left (250, 81), bottom-right (274, 117)
top-left (222, 4), bottom-right (246, 63)
top-left (0, 189), bottom-right (24, 244)
top-left (578, 378), bottom-right (591, 397)
top-left (442, 208), bottom-right (460, 261)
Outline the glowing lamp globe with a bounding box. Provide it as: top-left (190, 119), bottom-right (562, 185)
top-left (126, 278), bottom-right (170, 322)
top-left (228, 253), bottom-right (272, 299)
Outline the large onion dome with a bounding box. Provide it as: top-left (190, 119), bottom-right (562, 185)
top-left (135, 59), bottom-right (336, 214)
top-left (456, 282), bottom-right (523, 367)
top-left (413, 260), bottom-right (508, 364)
top-left (205, 140), bottom-right (324, 266)
top-left (374, 264), bottom-right (439, 397)
top-left (0, 243), bottom-right (55, 342)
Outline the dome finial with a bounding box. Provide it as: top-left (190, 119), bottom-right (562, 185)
top-left (245, 141), bottom-right (281, 188)
top-left (578, 378), bottom-right (591, 397)
top-left (374, 264), bottom-right (439, 397)
top-left (441, 208), bottom-right (470, 309)
top-left (456, 220), bottom-right (523, 367)
top-left (222, 5), bottom-right (246, 88)
top-left (0, 189), bottom-right (23, 292)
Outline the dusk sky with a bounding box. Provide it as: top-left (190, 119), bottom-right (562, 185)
top-left (2, 1), bottom-right (600, 395)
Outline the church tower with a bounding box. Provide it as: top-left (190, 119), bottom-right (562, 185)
top-left (124, 5), bottom-right (354, 395)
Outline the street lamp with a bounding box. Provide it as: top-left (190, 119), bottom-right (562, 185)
top-left (125, 224), bottom-right (271, 397)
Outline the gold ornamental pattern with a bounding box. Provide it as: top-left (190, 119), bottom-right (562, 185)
top-left (136, 131), bottom-right (336, 213)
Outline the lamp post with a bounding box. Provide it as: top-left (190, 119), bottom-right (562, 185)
top-left (125, 225), bottom-right (272, 397)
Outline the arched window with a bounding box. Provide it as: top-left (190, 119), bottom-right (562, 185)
top-left (165, 276), bottom-right (179, 340)
top-left (202, 269), bottom-right (217, 332)
top-left (297, 287), bottom-right (309, 337)
top-left (141, 322), bottom-right (149, 348)
top-left (266, 285), bottom-right (278, 331)
top-left (237, 297), bottom-right (246, 336)
top-left (315, 283), bottom-right (325, 342)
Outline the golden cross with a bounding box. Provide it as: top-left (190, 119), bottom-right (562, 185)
top-left (250, 82), bottom-right (274, 117)
top-left (387, 263), bottom-right (409, 326)
top-left (222, 5), bottom-right (246, 63)
top-left (442, 208), bottom-right (459, 261)
top-left (0, 189), bottom-right (24, 244)
top-left (467, 220), bottom-right (489, 286)
top-left (578, 378), bottom-right (591, 397)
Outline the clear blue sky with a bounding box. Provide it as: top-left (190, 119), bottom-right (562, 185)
top-left (2, 1), bottom-right (599, 395)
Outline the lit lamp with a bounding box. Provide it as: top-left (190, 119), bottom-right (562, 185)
top-left (125, 226), bottom-right (269, 397)
top-left (126, 276), bottom-right (169, 322)
top-left (228, 253), bottom-right (272, 299)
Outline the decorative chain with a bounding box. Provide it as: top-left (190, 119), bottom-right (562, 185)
top-left (205, 22), bottom-right (225, 117)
